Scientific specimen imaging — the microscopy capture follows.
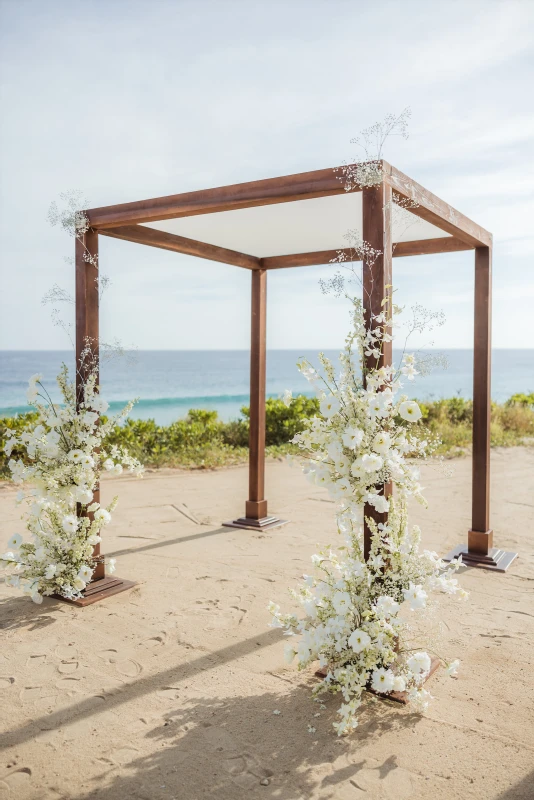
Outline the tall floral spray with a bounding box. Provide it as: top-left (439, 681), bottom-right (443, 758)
top-left (1, 197), bottom-right (143, 603)
top-left (270, 113), bottom-right (466, 734)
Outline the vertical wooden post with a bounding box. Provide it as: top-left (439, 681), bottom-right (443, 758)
top-left (443, 244), bottom-right (517, 571)
top-left (247, 268), bottom-right (268, 521)
top-left (75, 229), bottom-right (105, 581)
top-left (470, 246), bottom-right (492, 552)
top-left (69, 227), bottom-right (137, 605)
top-left (362, 181), bottom-right (393, 560)
top-left (223, 269), bottom-right (288, 531)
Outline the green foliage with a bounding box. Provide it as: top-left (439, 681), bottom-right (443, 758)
top-left (1, 394), bottom-right (533, 478)
top-left (506, 392), bottom-right (534, 408)
top-left (241, 395), bottom-right (321, 446)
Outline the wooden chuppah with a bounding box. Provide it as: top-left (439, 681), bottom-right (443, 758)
top-left (75, 160), bottom-right (517, 603)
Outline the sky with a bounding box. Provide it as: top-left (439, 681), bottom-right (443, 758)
top-left (0, 0), bottom-right (533, 352)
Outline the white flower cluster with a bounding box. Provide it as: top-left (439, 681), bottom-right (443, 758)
top-left (291, 300), bottom-right (431, 514)
top-left (1, 366), bottom-right (143, 603)
top-left (270, 298), bottom-right (466, 734)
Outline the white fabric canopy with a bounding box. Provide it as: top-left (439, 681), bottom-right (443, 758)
top-left (142, 191), bottom-right (450, 258)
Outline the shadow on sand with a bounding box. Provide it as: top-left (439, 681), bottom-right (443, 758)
top-left (68, 681), bottom-right (421, 800)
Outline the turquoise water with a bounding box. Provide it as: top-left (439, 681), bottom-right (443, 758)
top-left (0, 350), bottom-right (532, 424)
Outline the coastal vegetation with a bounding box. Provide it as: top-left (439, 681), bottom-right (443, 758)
top-left (1, 393), bottom-right (532, 477)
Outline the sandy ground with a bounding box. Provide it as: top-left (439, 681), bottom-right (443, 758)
top-left (0, 447), bottom-right (533, 800)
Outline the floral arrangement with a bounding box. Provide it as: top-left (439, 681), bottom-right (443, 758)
top-left (1, 365), bottom-right (143, 603)
top-left (270, 297), bottom-right (466, 734)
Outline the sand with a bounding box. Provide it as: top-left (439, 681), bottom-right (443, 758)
top-left (0, 447), bottom-right (533, 800)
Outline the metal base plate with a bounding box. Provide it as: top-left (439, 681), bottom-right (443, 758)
top-left (315, 656), bottom-right (441, 706)
top-left (54, 576), bottom-right (137, 607)
top-left (443, 544), bottom-right (518, 572)
top-left (223, 516), bottom-right (289, 532)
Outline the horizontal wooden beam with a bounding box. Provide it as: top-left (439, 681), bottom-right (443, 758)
top-left (393, 236), bottom-right (473, 257)
top-left (88, 167), bottom-right (346, 229)
top-left (99, 225), bottom-right (260, 270)
top-left (382, 162), bottom-right (492, 248)
top-left (260, 236), bottom-right (473, 269)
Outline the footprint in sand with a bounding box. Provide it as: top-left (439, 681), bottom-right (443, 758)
top-left (115, 659), bottom-right (143, 677)
top-left (223, 754), bottom-right (273, 789)
top-left (57, 661), bottom-right (79, 674)
top-left (25, 654), bottom-right (47, 668)
top-left (97, 648), bottom-right (119, 663)
top-left (55, 677), bottom-right (83, 695)
top-left (0, 677), bottom-right (15, 689)
top-left (144, 634), bottom-right (166, 649)
top-left (109, 747), bottom-right (139, 766)
top-left (157, 687), bottom-right (180, 701)
top-left (19, 686), bottom-right (58, 710)
top-left (55, 645), bottom-right (78, 660)
top-left (0, 767), bottom-right (32, 795)
top-left (202, 726), bottom-right (273, 788)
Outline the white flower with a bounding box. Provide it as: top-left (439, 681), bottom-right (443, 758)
top-left (108, 558), bottom-right (116, 574)
top-left (94, 508), bottom-right (111, 526)
top-left (393, 675), bottom-right (406, 692)
top-left (366, 493), bottom-right (390, 514)
top-left (103, 458), bottom-right (115, 471)
top-left (401, 364), bottom-right (418, 380)
top-left (91, 396), bottom-right (109, 413)
top-left (273, 709), bottom-right (281, 715)
top-left (407, 686), bottom-right (433, 712)
top-left (111, 464), bottom-right (123, 476)
top-left (372, 432), bottom-right (392, 455)
top-left (77, 564), bottom-right (93, 582)
top-left (80, 454), bottom-right (94, 468)
top-left (26, 373), bottom-right (43, 403)
top-left (447, 659), bottom-right (460, 677)
top-left (342, 426), bottom-right (364, 449)
top-left (62, 515), bottom-right (79, 534)
top-left (44, 564), bottom-right (57, 579)
top-left (407, 652), bottom-right (431, 676)
top-left (282, 389), bottom-right (293, 407)
top-left (398, 400), bottom-right (422, 422)
top-left (68, 449), bottom-right (84, 463)
top-left (73, 577), bottom-right (86, 590)
top-left (7, 533), bottom-right (23, 550)
top-left (31, 592), bottom-right (44, 605)
top-left (284, 643), bottom-right (296, 664)
top-left (2, 551), bottom-right (16, 562)
top-left (371, 668), bottom-right (395, 693)
top-left (320, 396), bottom-right (341, 418)
top-left (332, 591), bottom-right (351, 615)
top-left (75, 487), bottom-right (93, 504)
top-left (403, 582), bottom-right (427, 610)
top-left (361, 453), bottom-right (383, 472)
top-left (348, 629), bottom-right (371, 653)
top-left (82, 411), bottom-right (99, 428)
top-left (375, 595), bottom-right (400, 618)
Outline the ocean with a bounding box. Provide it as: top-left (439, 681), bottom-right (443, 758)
top-left (0, 350), bottom-right (532, 425)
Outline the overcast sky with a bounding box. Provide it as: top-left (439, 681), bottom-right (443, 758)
top-left (1, 0), bottom-right (533, 351)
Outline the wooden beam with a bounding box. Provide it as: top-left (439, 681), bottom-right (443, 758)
top-left (362, 182), bottom-right (393, 561)
top-left (260, 236), bottom-right (473, 269)
top-left (471, 246), bottom-right (492, 545)
top-left (246, 269), bottom-right (268, 521)
top-left (382, 161), bottom-right (492, 248)
top-left (75, 230), bottom-right (104, 581)
top-left (99, 224), bottom-right (260, 271)
top-left (87, 167), bottom-right (346, 229)
top-left (393, 236), bottom-right (473, 257)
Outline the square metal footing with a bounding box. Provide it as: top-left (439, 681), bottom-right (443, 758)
top-left (223, 515), bottom-right (289, 532)
top-left (443, 544), bottom-right (518, 572)
top-left (315, 656), bottom-right (441, 705)
top-left (54, 576), bottom-right (137, 607)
